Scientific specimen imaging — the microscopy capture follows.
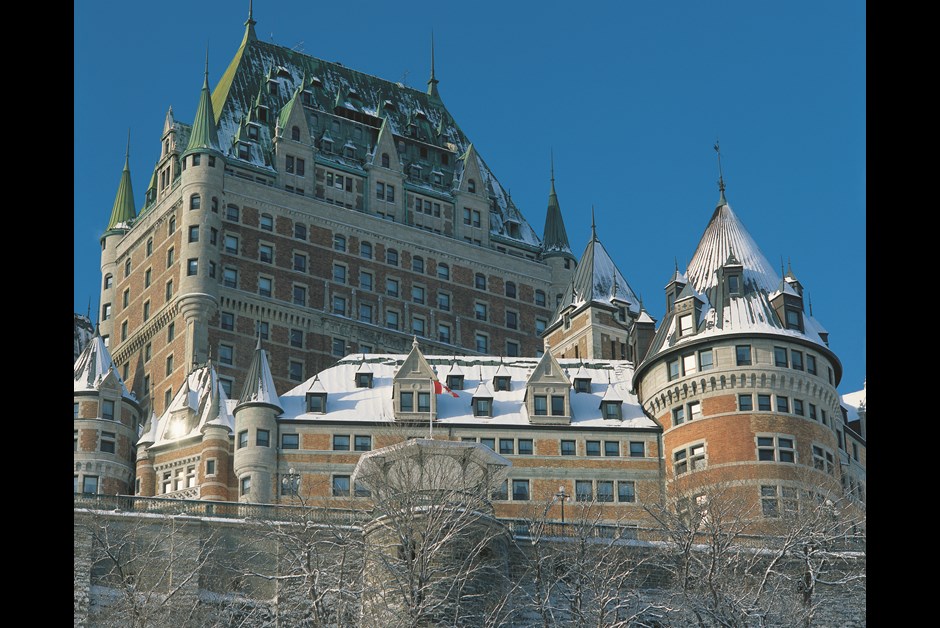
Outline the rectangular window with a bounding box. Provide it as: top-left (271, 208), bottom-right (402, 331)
top-left (386, 310), bottom-right (400, 330)
top-left (187, 258), bottom-right (198, 276)
top-left (82, 476), bottom-right (99, 494)
top-left (332, 295), bottom-right (346, 316)
top-left (776, 395), bottom-right (790, 413)
top-left (551, 395), bottom-right (565, 416)
top-left (596, 480), bottom-right (614, 502)
top-left (293, 284), bottom-right (306, 306)
top-left (688, 401), bottom-right (702, 421)
top-left (101, 399), bottom-right (115, 421)
top-left (165, 354), bottom-right (174, 376)
top-left (517, 439), bottom-right (533, 455)
top-left (188, 225), bottom-right (199, 243)
top-left (682, 353), bottom-right (696, 376)
top-left (492, 480), bottom-right (508, 501)
top-left (219, 344), bottom-right (234, 366)
top-left (499, 438), bottom-right (514, 455)
top-left (290, 328), bottom-right (303, 348)
top-left (412, 316), bottom-right (425, 337)
top-left (506, 310), bottom-right (518, 330)
top-left (480, 438), bottom-right (495, 451)
top-left (332, 475), bottom-right (350, 497)
top-left (791, 350), bottom-right (804, 371)
top-left (359, 302), bottom-right (374, 324)
top-left (360, 271), bottom-right (373, 291)
top-left (618, 481), bottom-right (636, 503)
top-left (672, 406), bottom-right (685, 426)
top-left (281, 434), bottom-right (299, 449)
top-left (386, 278), bottom-right (399, 297)
top-left (475, 302), bottom-right (487, 321)
top-left (100, 431), bottom-right (116, 453)
top-left (792, 399), bottom-right (804, 416)
top-left (293, 252), bottom-right (307, 272)
top-left (674, 443), bottom-right (706, 475)
top-left (511, 479), bottom-right (529, 501)
top-left (354, 435), bottom-right (372, 452)
top-left (758, 435), bottom-right (796, 462)
top-left (678, 313), bottom-right (694, 336)
top-left (735, 345), bottom-right (752, 366)
top-left (738, 394), bottom-right (753, 411)
top-left (586, 440), bottom-right (601, 456)
top-left (813, 445), bottom-right (835, 474)
top-left (668, 359), bottom-right (679, 381)
top-left (533, 395), bottom-right (547, 416)
top-left (605, 441), bottom-right (620, 456)
top-left (806, 354), bottom-right (817, 375)
top-left (224, 234), bottom-right (239, 254)
top-left (400, 392), bottom-right (414, 412)
top-left (417, 392), bottom-right (431, 413)
top-left (438, 323), bottom-right (451, 343)
top-left (237, 430), bottom-right (248, 449)
top-left (257, 429), bottom-right (270, 447)
top-left (288, 360), bottom-right (303, 382)
top-left (576, 480), bottom-right (593, 502)
top-left (809, 403), bottom-right (817, 421)
top-left (757, 394), bottom-right (772, 411)
top-left (698, 349), bottom-right (714, 371)
top-left (258, 277), bottom-right (272, 297)
top-left (560, 440), bottom-right (576, 456)
top-left (475, 333), bottom-right (488, 353)
top-left (333, 264), bottom-right (346, 284)
top-left (412, 285), bottom-right (425, 304)
top-left (629, 441), bottom-right (645, 458)
top-left (333, 435), bottom-right (350, 451)
top-left (774, 346), bottom-right (788, 367)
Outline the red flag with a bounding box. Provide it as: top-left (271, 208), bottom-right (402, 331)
top-left (434, 380), bottom-right (459, 398)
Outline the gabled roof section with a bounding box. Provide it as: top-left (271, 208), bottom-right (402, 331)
top-left (550, 221), bottom-right (640, 326)
top-left (73, 330), bottom-right (136, 403)
top-left (237, 339), bottom-right (282, 410)
top-left (185, 54), bottom-right (221, 155)
top-left (104, 147), bottom-right (136, 233)
top-left (541, 159), bottom-right (574, 260)
top-left (394, 338), bottom-right (436, 381)
top-left (526, 350), bottom-right (570, 388)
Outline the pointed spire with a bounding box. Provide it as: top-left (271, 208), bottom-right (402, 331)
top-left (427, 31), bottom-right (440, 98)
top-left (714, 139), bottom-right (727, 206)
top-left (245, 0), bottom-right (257, 41)
top-left (808, 292), bottom-right (814, 316)
top-left (591, 205), bottom-right (597, 241)
top-left (104, 133), bottom-right (137, 232)
top-left (185, 45), bottom-right (221, 155)
top-left (541, 153), bottom-right (573, 260)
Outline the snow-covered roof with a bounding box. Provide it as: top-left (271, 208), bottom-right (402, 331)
top-left (640, 198), bottom-right (836, 369)
top-left (549, 229), bottom-right (641, 328)
top-left (278, 354), bottom-right (656, 429)
top-left (73, 331), bottom-right (135, 402)
top-left (148, 364), bottom-right (235, 446)
top-left (841, 380), bottom-right (866, 423)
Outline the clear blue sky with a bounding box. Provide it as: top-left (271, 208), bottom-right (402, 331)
top-left (74, 0), bottom-right (865, 394)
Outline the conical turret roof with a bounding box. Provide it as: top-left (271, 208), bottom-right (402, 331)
top-left (541, 159), bottom-right (574, 259)
top-left (185, 53), bottom-right (221, 154)
top-left (73, 329), bottom-right (135, 402)
top-left (104, 149), bottom-right (136, 233)
top-left (238, 338), bottom-right (282, 409)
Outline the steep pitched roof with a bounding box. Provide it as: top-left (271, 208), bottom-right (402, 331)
top-left (73, 330), bottom-right (136, 403)
top-left (237, 339), bottom-right (282, 410)
top-left (200, 22), bottom-right (541, 248)
top-left (638, 193), bottom-right (837, 374)
top-left (541, 161), bottom-right (574, 259)
top-left (104, 151), bottom-right (136, 232)
top-left (151, 364), bottom-right (236, 446)
top-left (550, 222), bottom-right (640, 326)
top-left (185, 56), bottom-right (222, 155)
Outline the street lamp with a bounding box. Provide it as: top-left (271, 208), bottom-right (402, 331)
top-left (281, 467), bottom-right (299, 500)
top-left (555, 485), bottom-right (570, 524)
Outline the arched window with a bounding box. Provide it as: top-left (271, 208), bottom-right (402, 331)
top-left (189, 194), bottom-right (201, 210)
top-left (124, 259), bottom-right (132, 277)
top-left (168, 214), bottom-right (176, 233)
top-left (381, 153), bottom-right (390, 168)
top-left (505, 281), bottom-right (516, 298)
top-left (292, 126), bottom-right (301, 141)
top-left (103, 274), bottom-right (113, 290)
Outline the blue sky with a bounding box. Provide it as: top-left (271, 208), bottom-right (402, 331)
top-left (74, 0), bottom-right (865, 393)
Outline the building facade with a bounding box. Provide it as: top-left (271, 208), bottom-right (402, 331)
top-left (77, 6), bottom-right (865, 529)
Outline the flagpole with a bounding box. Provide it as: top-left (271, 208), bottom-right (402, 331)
top-left (429, 377), bottom-right (434, 440)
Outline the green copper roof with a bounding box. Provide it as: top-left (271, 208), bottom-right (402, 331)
top-left (186, 60), bottom-right (221, 154)
top-left (105, 152), bottom-right (136, 232)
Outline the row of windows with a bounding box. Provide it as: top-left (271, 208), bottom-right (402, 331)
top-left (667, 345), bottom-right (832, 385)
top-left (738, 394), bottom-right (830, 426)
top-left (672, 438), bottom-right (836, 476)
top-left (73, 430), bottom-right (116, 453)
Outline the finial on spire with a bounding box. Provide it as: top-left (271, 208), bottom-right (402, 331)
top-left (87, 296), bottom-right (91, 320)
top-left (203, 44), bottom-right (210, 89)
top-left (550, 149), bottom-right (555, 185)
top-left (780, 256), bottom-right (785, 277)
top-left (413, 335), bottom-right (419, 348)
top-left (674, 257), bottom-right (679, 273)
top-left (591, 205), bottom-right (597, 240)
top-left (427, 31), bottom-right (440, 98)
top-left (787, 257), bottom-right (793, 275)
top-left (808, 292), bottom-right (814, 316)
top-left (714, 139), bottom-right (727, 204)
top-left (125, 129), bottom-right (131, 167)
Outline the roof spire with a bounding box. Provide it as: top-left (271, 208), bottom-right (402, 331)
top-left (86, 296), bottom-right (91, 320)
top-left (185, 45), bottom-right (221, 155)
top-left (714, 139), bottom-right (727, 206)
top-left (591, 205), bottom-right (597, 241)
top-left (125, 128), bottom-right (130, 167)
top-left (427, 30), bottom-right (440, 98)
top-left (550, 149), bottom-right (556, 190)
top-left (808, 292), bottom-right (814, 316)
top-left (245, 0), bottom-right (257, 41)
top-left (104, 134), bottom-right (137, 233)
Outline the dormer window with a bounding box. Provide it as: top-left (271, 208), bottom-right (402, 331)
top-left (238, 143), bottom-right (250, 160)
top-left (258, 106), bottom-right (269, 123)
top-left (785, 308), bottom-right (803, 331)
top-left (247, 124), bottom-right (259, 140)
top-left (601, 400), bottom-right (623, 420)
top-left (382, 153), bottom-right (390, 168)
top-left (292, 126), bottom-right (301, 141)
top-left (447, 374), bottom-right (464, 390)
top-left (728, 275), bottom-right (740, 295)
top-left (574, 378), bottom-right (591, 393)
top-left (678, 313), bottom-right (694, 336)
top-left (468, 179), bottom-right (476, 193)
top-left (345, 145), bottom-right (356, 159)
top-left (306, 393), bottom-right (327, 413)
top-left (617, 306), bottom-right (627, 322)
top-left (473, 397), bottom-right (492, 417)
top-left (356, 372), bottom-right (373, 388)
top-left (432, 172), bottom-right (443, 186)
top-left (493, 375), bottom-right (511, 392)
top-left (321, 139), bottom-right (333, 153)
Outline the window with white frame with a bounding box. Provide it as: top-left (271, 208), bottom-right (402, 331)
top-left (674, 442), bottom-right (706, 475)
top-left (757, 435), bottom-right (796, 462)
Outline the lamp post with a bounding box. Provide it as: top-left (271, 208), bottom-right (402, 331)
top-left (281, 467), bottom-right (299, 501)
top-left (555, 485), bottom-right (569, 524)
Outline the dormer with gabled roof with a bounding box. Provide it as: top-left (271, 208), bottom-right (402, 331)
top-left (393, 339), bottom-right (437, 423)
top-left (470, 375), bottom-right (495, 419)
top-left (673, 281), bottom-right (706, 339)
top-left (599, 373), bottom-right (624, 421)
top-left (525, 347), bottom-right (571, 425)
top-left (492, 360), bottom-right (512, 392)
top-left (572, 362), bottom-right (592, 394)
top-left (305, 375), bottom-right (328, 414)
top-left (445, 359), bottom-right (465, 391)
top-left (355, 356), bottom-right (374, 389)
top-left (664, 261), bottom-right (687, 315)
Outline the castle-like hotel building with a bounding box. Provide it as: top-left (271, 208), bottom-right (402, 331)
top-left (74, 7), bottom-right (865, 528)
